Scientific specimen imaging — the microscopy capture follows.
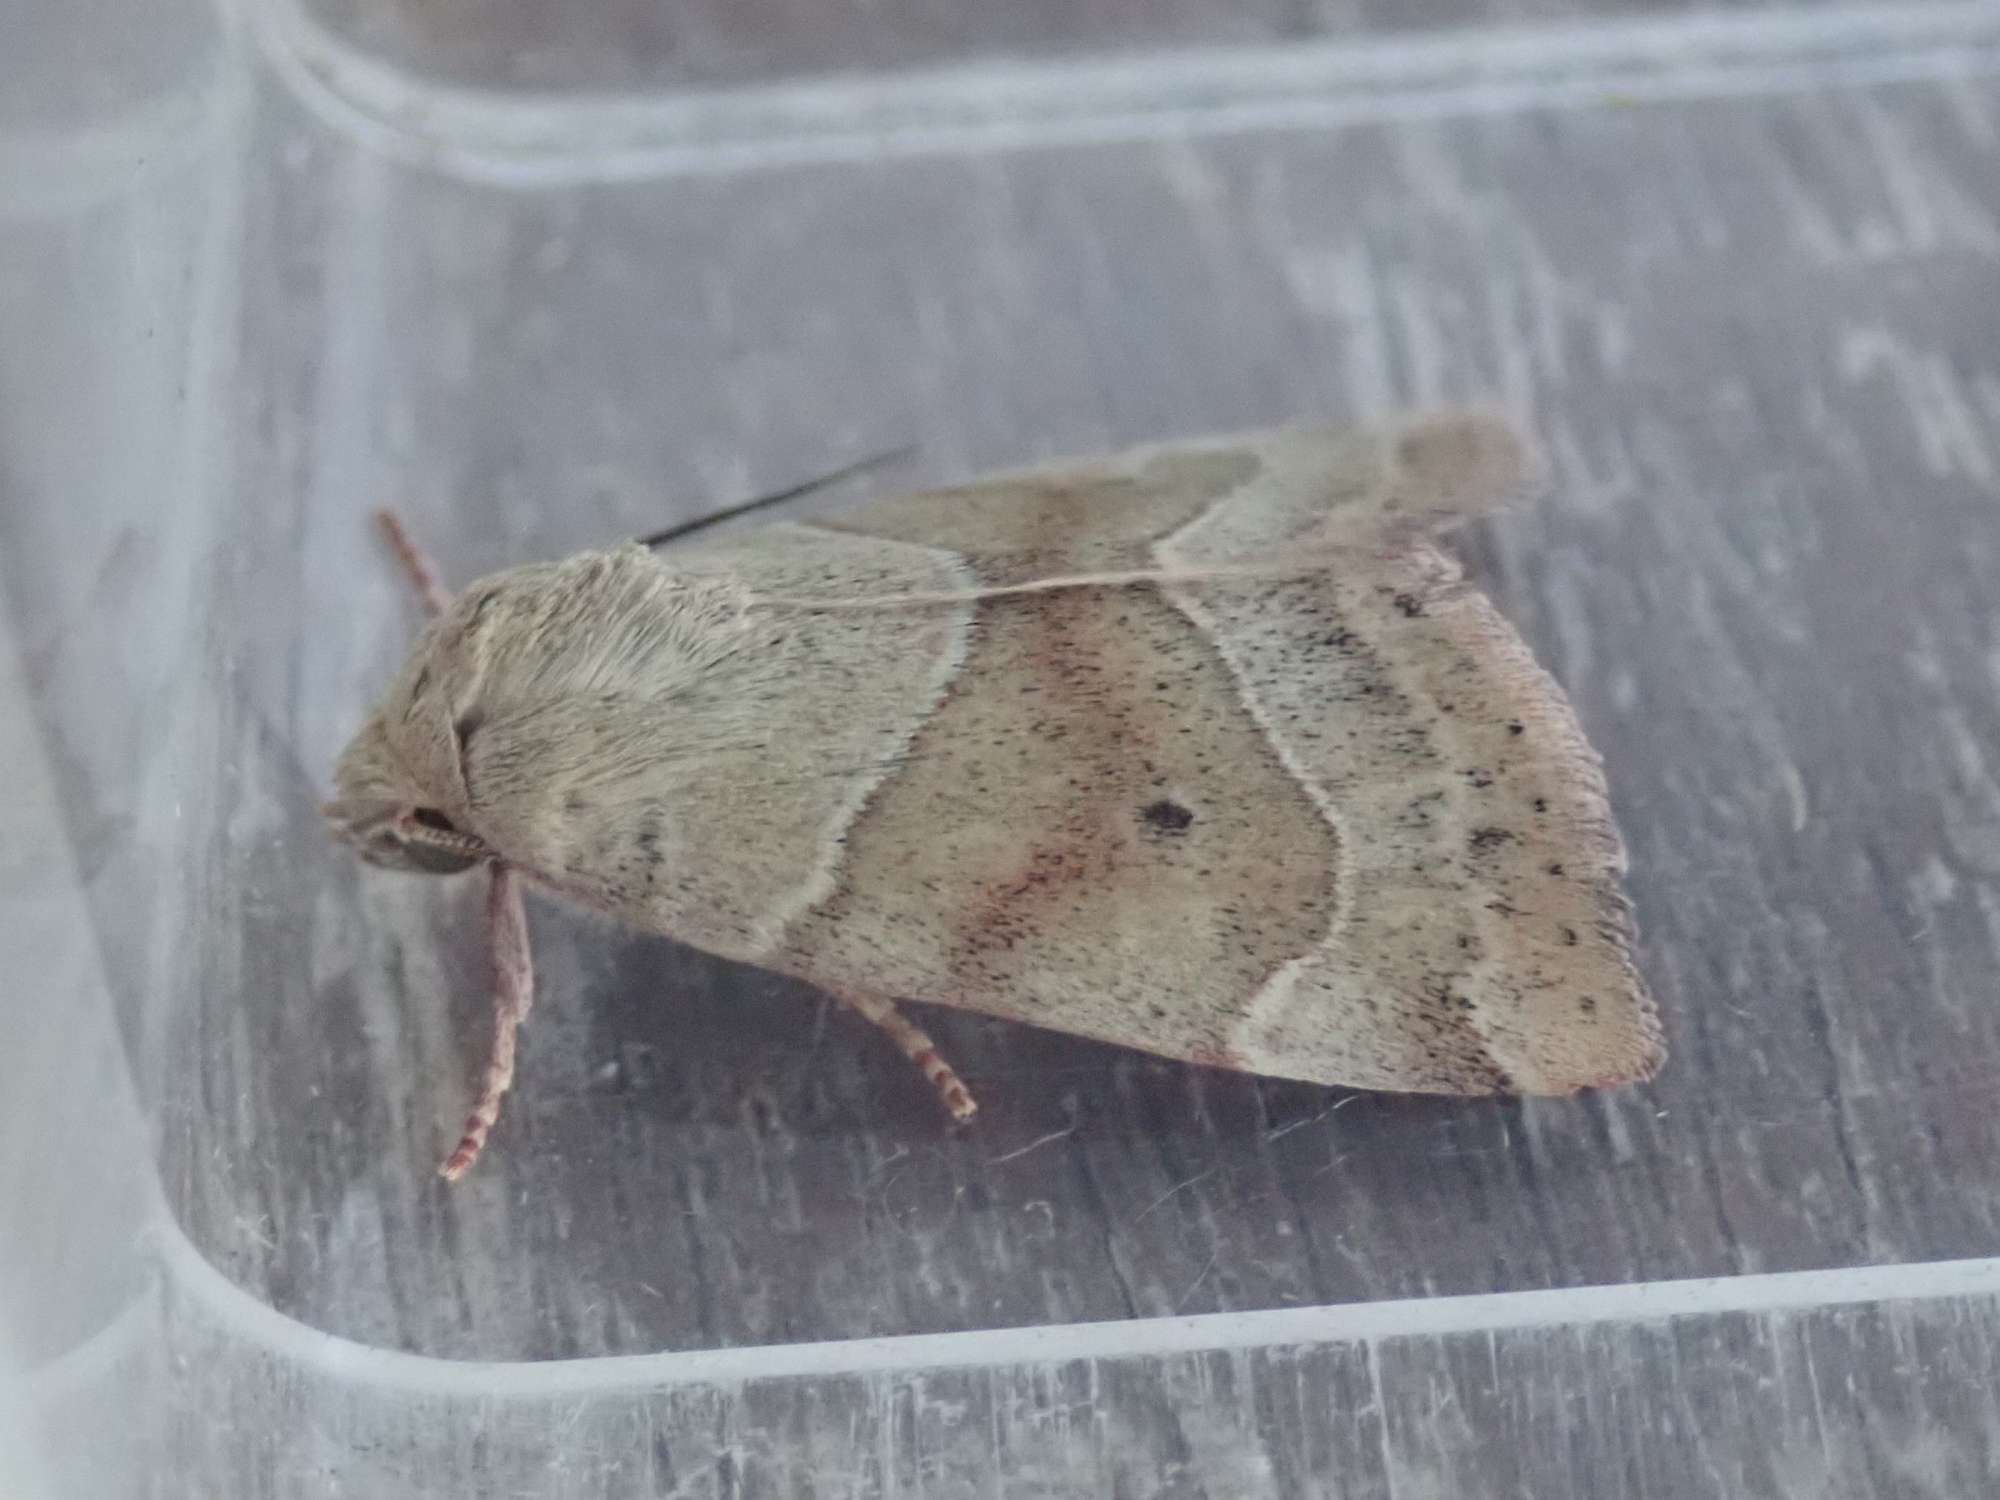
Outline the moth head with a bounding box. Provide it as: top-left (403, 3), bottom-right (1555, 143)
top-left (324, 610), bottom-right (493, 876)
top-left (323, 715), bottom-right (490, 874)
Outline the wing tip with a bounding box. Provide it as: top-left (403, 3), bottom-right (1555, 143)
top-left (1389, 407), bottom-right (1547, 524)
top-left (1512, 969), bottom-right (1667, 1095)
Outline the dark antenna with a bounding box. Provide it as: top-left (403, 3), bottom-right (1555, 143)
top-left (639, 444), bottom-right (918, 548)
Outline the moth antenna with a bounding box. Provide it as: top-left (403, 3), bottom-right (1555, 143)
top-left (639, 444), bottom-right (918, 548)
top-left (835, 989), bottom-right (978, 1122)
top-left (748, 558), bottom-right (1337, 613)
top-left (440, 863), bottom-right (536, 1181)
top-left (376, 510), bottom-right (453, 618)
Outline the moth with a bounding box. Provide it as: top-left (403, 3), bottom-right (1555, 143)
top-left (324, 410), bottom-right (1662, 1180)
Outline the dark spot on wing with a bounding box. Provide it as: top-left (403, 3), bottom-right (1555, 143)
top-left (1140, 799), bottom-right (1195, 834)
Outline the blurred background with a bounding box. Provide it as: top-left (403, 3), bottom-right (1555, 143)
top-left (4, 0), bottom-right (2000, 1494)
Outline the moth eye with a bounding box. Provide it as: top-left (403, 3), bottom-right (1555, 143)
top-left (411, 808), bottom-right (459, 834)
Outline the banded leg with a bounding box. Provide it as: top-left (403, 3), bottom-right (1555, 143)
top-left (837, 990), bottom-right (978, 1121)
top-left (440, 863), bottom-right (536, 1180)
top-left (366, 510), bottom-right (536, 1181)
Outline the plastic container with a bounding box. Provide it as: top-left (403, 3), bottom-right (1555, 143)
top-left (10, 2), bottom-right (2000, 1494)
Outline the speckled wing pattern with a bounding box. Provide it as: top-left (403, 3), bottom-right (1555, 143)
top-left (727, 411), bottom-right (1663, 1096)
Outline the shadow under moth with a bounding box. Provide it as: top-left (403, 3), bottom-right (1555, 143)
top-left (324, 409), bottom-right (1663, 1180)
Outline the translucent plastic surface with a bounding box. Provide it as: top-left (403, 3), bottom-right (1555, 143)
top-left (302, 0), bottom-right (1864, 92)
top-left (9, 0), bottom-right (2000, 1494)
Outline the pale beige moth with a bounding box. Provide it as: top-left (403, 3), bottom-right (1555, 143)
top-left (324, 410), bottom-right (1663, 1179)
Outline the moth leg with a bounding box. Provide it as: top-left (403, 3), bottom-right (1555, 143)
top-left (440, 863), bottom-right (535, 1181)
top-left (375, 509), bottom-right (452, 618)
top-left (835, 990), bottom-right (978, 1122)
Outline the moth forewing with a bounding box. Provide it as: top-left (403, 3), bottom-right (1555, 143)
top-left (328, 409), bottom-right (1660, 1179)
